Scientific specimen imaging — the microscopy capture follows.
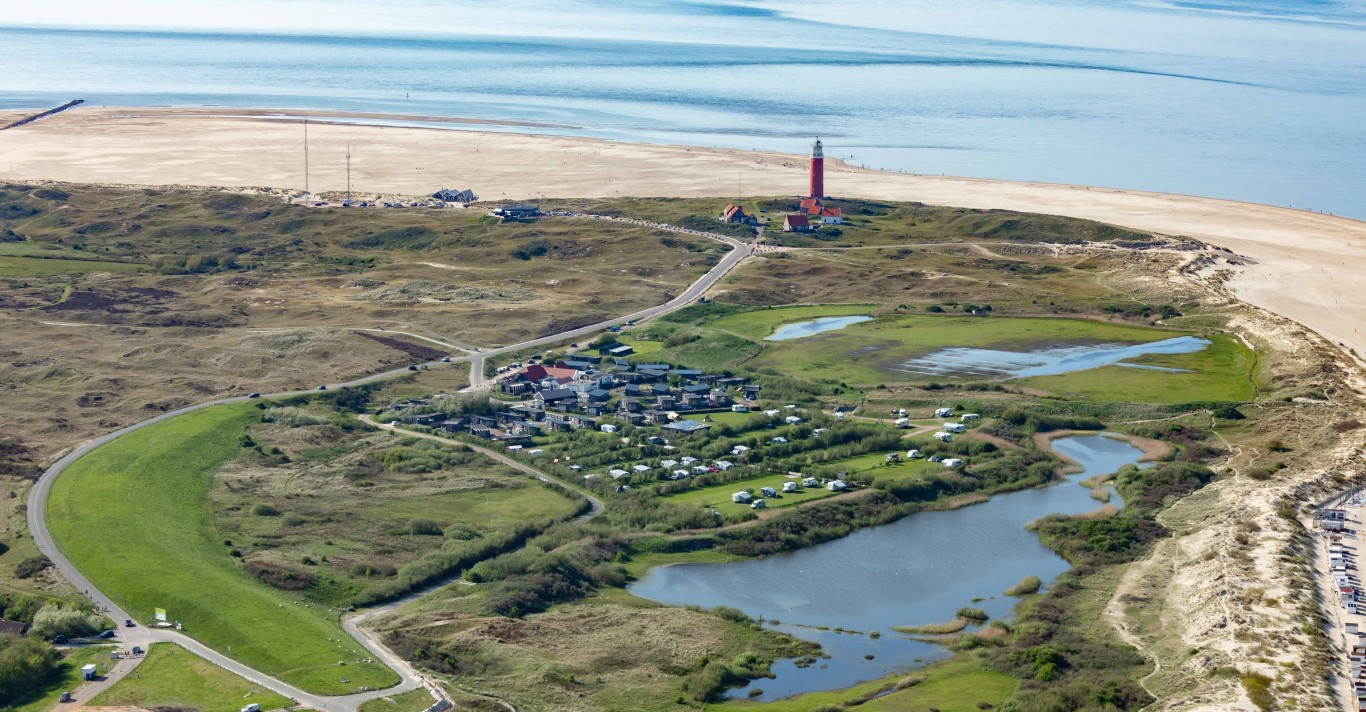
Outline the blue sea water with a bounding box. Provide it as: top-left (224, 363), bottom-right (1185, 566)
top-left (1, 0), bottom-right (1363, 216)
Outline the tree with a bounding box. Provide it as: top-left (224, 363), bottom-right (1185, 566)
top-left (0, 634), bottom-right (60, 705)
top-left (27, 603), bottom-right (104, 641)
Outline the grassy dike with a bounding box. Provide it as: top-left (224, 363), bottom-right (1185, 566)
top-left (92, 643), bottom-right (294, 712)
top-left (45, 403), bottom-right (399, 695)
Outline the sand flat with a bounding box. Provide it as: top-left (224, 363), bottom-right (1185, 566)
top-left (3, 106), bottom-right (1365, 358)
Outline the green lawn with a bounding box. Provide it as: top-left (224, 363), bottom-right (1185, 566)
top-left (1015, 333), bottom-right (1257, 403)
top-left (359, 687), bottom-right (436, 712)
top-left (659, 473), bottom-right (840, 511)
top-left (9, 644), bottom-right (116, 712)
top-left (0, 254), bottom-right (145, 276)
top-left (710, 304), bottom-right (877, 340)
top-left (363, 485), bottom-right (580, 526)
top-left (828, 451), bottom-right (948, 483)
top-left (46, 403), bottom-right (399, 695)
top-left (710, 655), bottom-right (1018, 711)
top-left (704, 410), bottom-right (768, 427)
top-left (91, 643), bottom-right (294, 712)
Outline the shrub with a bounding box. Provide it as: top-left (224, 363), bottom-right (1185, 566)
top-left (1004, 575), bottom-right (1042, 596)
top-left (957, 607), bottom-right (989, 621)
top-left (408, 519), bottom-right (443, 536)
top-left (13, 556), bottom-right (51, 580)
top-left (27, 603), bottom-right (105, 640)
top-left (252, 503), bottom-right (280, 516)
top-left (281, 513), bottom-right (306, 527)
top-left (244, 563), bottom-right (314, 591)
top-left (713, 606), bottom-right (751, 623)
top-left (350, 562), bottom-right (398, 578)
top-left (1212, 405), bottom-right (1245, 420)
top-left (1241, 671), bottom-right (1275, 711)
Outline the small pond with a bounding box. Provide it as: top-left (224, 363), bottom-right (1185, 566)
top-left (629, 435), bottom-right (1145, 701)
top-left (893, 335), bottom-right (1210, 379)
top-left (766, 315), bottom-right (874, 341)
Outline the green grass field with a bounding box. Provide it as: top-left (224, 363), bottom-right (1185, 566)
top-left (0, 254), bottom-right (145, 276)
top-left (9, 645), bottom-right (116, 712)
top-left (827, 451), bottom-right (948, 482)
top-left (91, 643), bottom-right (294, 712)
top-left (46, 403), bottom-right (399, 695)
top-left (658, 473), bottom-right (840, 511)
top-left (364, 485), bottom-right (578, 525)
top-left (710, 655), bottom-right (1017, 711)
top-left (359, 688), bottom-right (435, 712)
top-left (1016, 333), bottom-right (1257, 403)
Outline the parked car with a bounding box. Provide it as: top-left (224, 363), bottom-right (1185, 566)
top-left (124, 619), bottom-right (135, 627)
top-left (441, 356), bottom-right (452, 363)
top-left (99, 630), bottom-right (116, 639)
top-left (317, 385), bottom-right (327, 390)
top-left (407, 365), bottom-right (418, 371)
top-left (52, 635), bottom-right (68, 644)
top-left (247, 392), bottom-right (261, 398)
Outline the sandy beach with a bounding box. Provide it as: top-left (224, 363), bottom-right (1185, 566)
top-left (3, 106), bottom-right (1366, 360)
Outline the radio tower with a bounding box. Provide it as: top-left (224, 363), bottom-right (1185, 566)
top-left (808, 137), bottom-right (824, 199)
top-left (303, 119), bottom-right (310, 197)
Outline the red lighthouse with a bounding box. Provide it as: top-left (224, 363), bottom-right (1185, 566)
top-left (808, 138), bottom-right (825, 199)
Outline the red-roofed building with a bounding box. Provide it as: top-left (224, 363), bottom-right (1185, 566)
top-left (516, 364), bottom-right (579, 383)
top-left (783, 214), bottom-right (812, 232)
top-left (817, 207), bottom-right (842, 224)
top-left (799, 197), bottom-right (822, 213)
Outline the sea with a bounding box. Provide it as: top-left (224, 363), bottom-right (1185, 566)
top-left (1, 0), bottom-right (1364, 217)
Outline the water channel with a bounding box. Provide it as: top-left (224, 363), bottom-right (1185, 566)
top-left (629, 434), bottom-right (1147, 700)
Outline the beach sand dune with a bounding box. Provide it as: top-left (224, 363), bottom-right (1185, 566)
top-left (3, 106), bottom-right (1365, 359)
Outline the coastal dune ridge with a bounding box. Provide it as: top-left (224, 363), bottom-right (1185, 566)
top-left (3, 105), bottom-right (1366, 362)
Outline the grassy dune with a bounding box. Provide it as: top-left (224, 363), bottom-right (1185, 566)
top-left (91, 643), bottom-right (294, 712)
top-left (46, 403), bottom-right (399, 695)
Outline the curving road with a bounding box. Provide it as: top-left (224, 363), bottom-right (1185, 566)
top-left (25, 216), bottom-right (746, 711)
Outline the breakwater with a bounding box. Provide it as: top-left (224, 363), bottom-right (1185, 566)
top-left (1, 99), bottom-right (83, 131)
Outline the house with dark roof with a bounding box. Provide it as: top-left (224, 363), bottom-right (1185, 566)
top-left (493, 205), bottom-right (541, 219)
top-left (433, 188), bottom-right (476, 203)
top-left (663, 419), bottom-right (711, 435)
top-left (719, 203), bottom-right (759, 225)
top-left (0, 619), bottom-right (26, 636)
top-left (535, 388), bottom-right (577, 406)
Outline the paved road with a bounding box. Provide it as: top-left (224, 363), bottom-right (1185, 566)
top-left (25, 214), bottom-right (749, 711)
top-left (464, 215), bottom-right (750, 387)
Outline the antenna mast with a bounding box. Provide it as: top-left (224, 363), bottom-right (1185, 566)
top-left (303, 118), bottom-right (310, 196)
top-left (346, 143), bottom-right (352, 198)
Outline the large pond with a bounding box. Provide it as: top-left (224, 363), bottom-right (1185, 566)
top-left (629, 435), bottom-right (1145, 701)
top-left (894, 335), bottom-right (1210, 379)
top-left (766, 315), bottom-right (874, 341)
